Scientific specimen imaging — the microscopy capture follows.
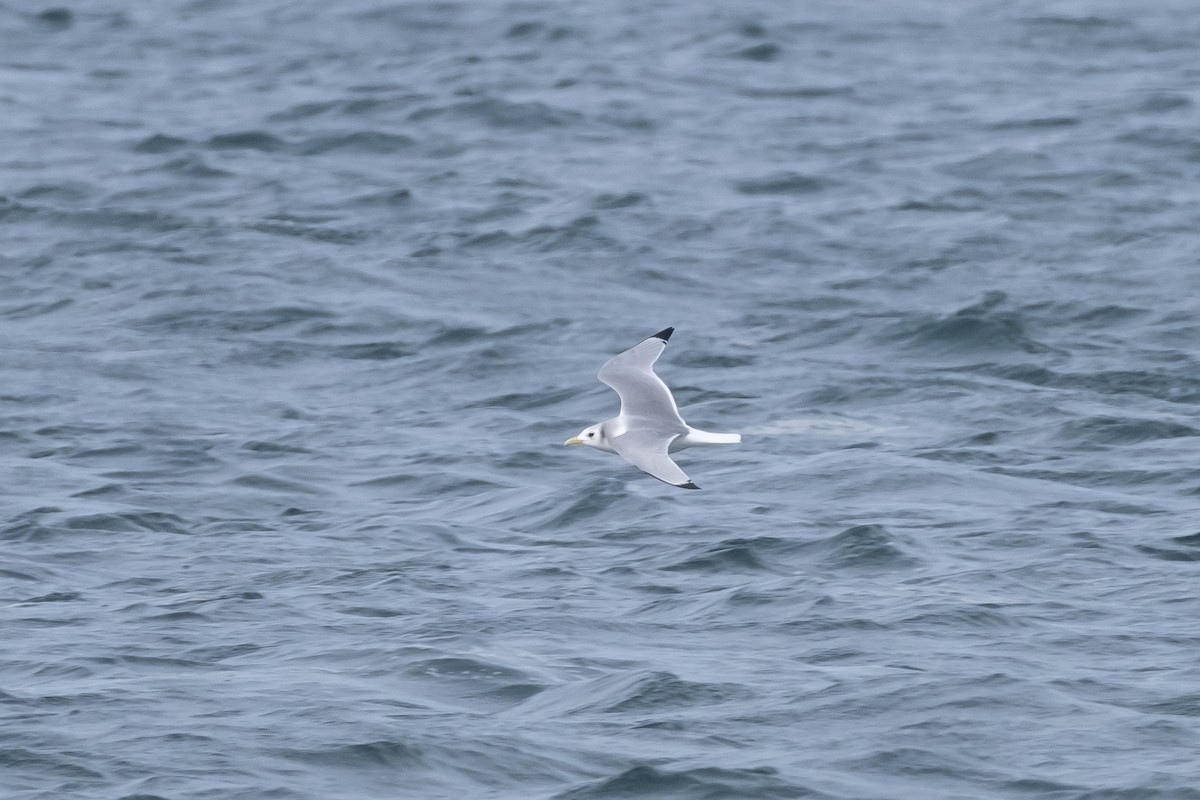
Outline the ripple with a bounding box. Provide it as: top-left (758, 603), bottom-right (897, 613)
top-left (662, 537), bottom-right (790, 573)
top-left (556, 764), bottom-right (813, 800)
top-left (517, 670), bottom-right (748, 718)
top-left (299, 131), bottom-right (417, 155)
top-left (410, 97), bottom-right (583, 131)
top-left (132, 133), bottom-right (190, 153)
top-left (889, 293), bottom-right (1052, 360)
top-left (733, 171), bottom-right (827, 195)
top-left (809, 525), bottom-right (919, 571)
top-left (1055, 416), bottom-right (1199, 447)
top-left (278, 739), bottom-right (424, 769)
top-left (732, 42), bottom-right (783, 61)
top-left (206, 131), bottom-right (286, 152)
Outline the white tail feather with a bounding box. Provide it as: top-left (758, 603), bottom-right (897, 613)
top-left (678, 429), bottom-right (741, 447)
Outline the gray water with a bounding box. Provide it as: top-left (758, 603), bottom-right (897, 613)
top-left (3, 1), bottom-right (1200, 798)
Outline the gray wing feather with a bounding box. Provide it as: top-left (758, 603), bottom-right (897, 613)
top-left (597, 335), bottom-right (686, 425)
top-left (611, 431), bottom-right (693, 487)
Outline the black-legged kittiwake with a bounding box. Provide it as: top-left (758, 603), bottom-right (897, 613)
top-left (564, 328), bottom-right (740, 489)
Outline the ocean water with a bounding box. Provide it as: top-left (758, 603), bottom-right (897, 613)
top-left (3, 1), bottom-right (1200, 798)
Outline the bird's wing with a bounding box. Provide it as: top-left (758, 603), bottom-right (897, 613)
top-left (597, 328), bottom-right (686, 426)
top-left (611, 430), bottom-right (698, 489)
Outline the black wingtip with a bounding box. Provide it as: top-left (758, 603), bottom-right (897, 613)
top-left (651, 327), bottom-right (674, 342)
top-left (678, 481), bottom-right (700, 490)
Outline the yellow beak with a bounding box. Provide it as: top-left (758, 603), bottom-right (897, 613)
top-left (564, 436), bottom-right (583, 446)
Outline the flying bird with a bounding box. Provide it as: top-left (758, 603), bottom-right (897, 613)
top-left (564, 328), bottom-right (740, 489)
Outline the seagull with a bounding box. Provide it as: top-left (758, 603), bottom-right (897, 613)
top-left (564, 328), bottom-right (740, 489)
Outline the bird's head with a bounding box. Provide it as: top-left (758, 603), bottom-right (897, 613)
top-left (564, 424), bottom-right (604, 449)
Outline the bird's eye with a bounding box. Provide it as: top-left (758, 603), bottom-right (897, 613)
top-left (587, 432), bottom-right (595, 438)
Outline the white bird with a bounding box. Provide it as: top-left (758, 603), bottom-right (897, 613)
top-left (564, 327), bottom-right (740, 489)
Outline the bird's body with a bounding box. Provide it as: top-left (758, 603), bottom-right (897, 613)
top-left (564, 328), bottom-right (740, 489)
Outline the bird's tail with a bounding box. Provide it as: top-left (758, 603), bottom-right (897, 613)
top-left (684, 430), bottom-right (741, 445)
